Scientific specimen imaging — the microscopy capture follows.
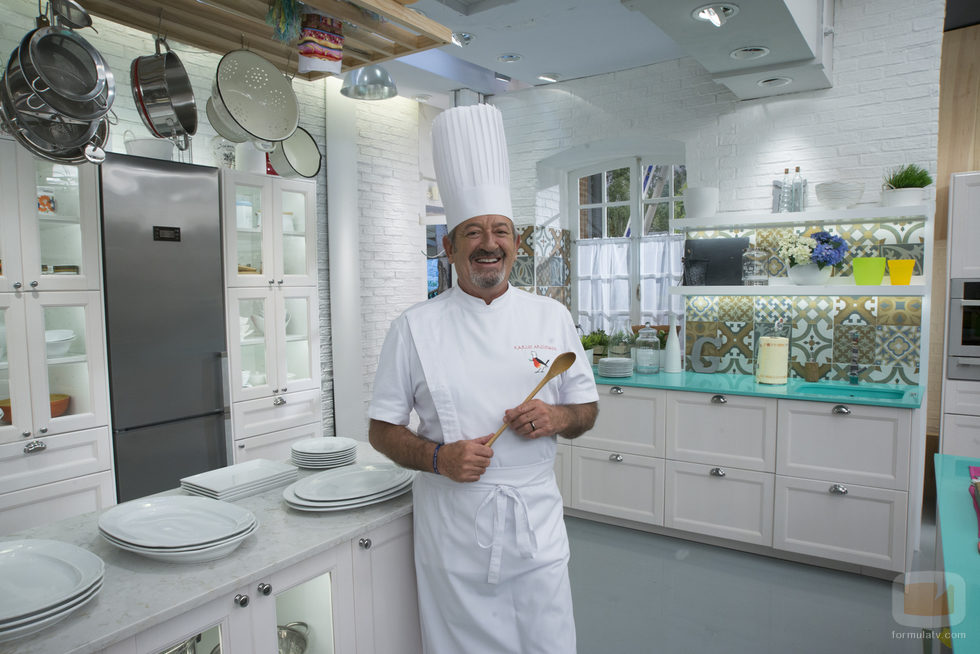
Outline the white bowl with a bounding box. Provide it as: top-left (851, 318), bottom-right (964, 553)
top-left (815, 182), bottom-right (864, 209)
top-left (46, 336), bottom-right (75, 357)
top-left (124, 138), bottom-right (175, 160)
top-left (45, 329), bottom-right (74, 343)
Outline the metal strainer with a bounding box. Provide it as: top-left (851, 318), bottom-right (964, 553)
top-left (212, 49), bottom-right (298, 142)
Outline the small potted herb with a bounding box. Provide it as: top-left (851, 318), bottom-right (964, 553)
top-left (581, 330), bottom-right (608, 364)
top-left (881, 164), bottom-right (932, 207)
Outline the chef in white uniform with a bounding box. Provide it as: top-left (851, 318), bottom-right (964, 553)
top-left (368, 103), bottom-right (599, 654)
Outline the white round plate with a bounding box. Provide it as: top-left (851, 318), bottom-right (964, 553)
top-left (0, 539), bottom-right (104, 622)
top-left (99, 520), bottom-right (256, 552)
top-left (283, 478), bottom-right (413, 512)
top-left (0, 578), bottom-right (101, 631)
top-left (291, 437), bottom-right (358, 456)
top-left (0, 581), bottom-right (102, 644)
top-left (291, 463), bottom-right (412, 502)
top-left (98, 496), bottom-right (256, 549)
top-left (100, 525), bottom-right (255, 563)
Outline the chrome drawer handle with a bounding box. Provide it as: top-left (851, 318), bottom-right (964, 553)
top-left (273, 396), bottom-right (286, 406)
top-left (609, 386), bottom-right (624, 395)
top-left (608, 453), bottom-right (624, 463)
top-left (234, 593), bottom-right (249, 607)
top-left (709, 467), bottom-right (726, 477)
top-left (359, 537), bottom-right (372, 549)
top-left (711, 394), bottom-right (727, 404)
top-left (257, 582), bottom-right (272, 595)
top-left (829, 483), bottom-right (848, 495)
top-left (832, 405), bottom-right (850, 415)
top-left (23, 440), bottom-right (46, 454)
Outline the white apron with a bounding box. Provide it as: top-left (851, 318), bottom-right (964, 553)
top-left (405, 288), bottom-right (577, 654)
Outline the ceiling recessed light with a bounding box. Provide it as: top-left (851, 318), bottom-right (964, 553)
top-left (730, 46), bottom-right (770, 60)
top-left (414, 94), bottom-right (432, 103)
top-left (692, 4), bottom-right (739, 27)
top-left (757, 76), bottom-right (792, 88)
top-left (451, 32), bottom-right (473, 47)
top-left (497, 53), bottom-right (522, 63)
top-left (537, 73), bottom-right (560, 83)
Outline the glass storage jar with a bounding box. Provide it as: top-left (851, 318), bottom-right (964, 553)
top-left (742, 246), bottom-right (769, 286)
top-left (633, 323), bottom-right (661, 374)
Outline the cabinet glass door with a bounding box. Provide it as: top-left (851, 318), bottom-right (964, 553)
top-left (278, 287), bottom-right (319, 394)
top-left (17, 147), bottom-right (100, 291)
top-left (275, 180), bottom-right (317, 286)
top-left (0, 296), bottom-right (30, 444)
top-left (0, 141), bottom-right (24, 293)
top-left (224, 172), bottom-right (274, 287)
top-left (229, 288), bottom-right (276, 401)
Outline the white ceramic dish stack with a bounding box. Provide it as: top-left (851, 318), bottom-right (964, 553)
top-left (597, 357), bottom-right (634, 378)
top-left (180, 458), bottom-right (297, 500)
top-left (291, 436), bottom-right (358, 469)
top-left (98, 496), bottom-right (257, 563)
top-left (0, 539), bottom-right (104, 643)
top-left (282, 462), bottom-right (414, 512)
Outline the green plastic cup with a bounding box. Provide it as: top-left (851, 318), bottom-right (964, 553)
top-left (852, 257), bottom-right (886, 285)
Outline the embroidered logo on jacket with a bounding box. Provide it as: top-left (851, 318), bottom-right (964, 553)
top-left (530, 352), bottom-right (550, 374)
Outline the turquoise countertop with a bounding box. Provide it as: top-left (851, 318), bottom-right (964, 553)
top-left (934, 454), bottom-right (980, 650)
top-left (592, 369), bottom-right (922, 409)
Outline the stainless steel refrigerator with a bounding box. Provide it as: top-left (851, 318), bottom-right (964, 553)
top-left (100, 153), bottom-right (227, 502)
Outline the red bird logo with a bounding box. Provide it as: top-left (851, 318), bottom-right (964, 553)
top-left (530, 352), bottom-right (550, 374)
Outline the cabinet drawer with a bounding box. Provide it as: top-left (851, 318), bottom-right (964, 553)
top-left (940, 413), bottom-right (980, 457)
top-left (773, 475), bottom-right (907, 571)
top-left (664, 460), bottom-right (774, 546)
top-left (232, 389), bottom-right (322, 439)
top-left (0, 471), bottom-right (115, 536)
top-left (234, 421), bottom-right (323, 464)
top-left (777, 400), bottom-right (911, 490)
top-left (665, 391), bottom-right (776, 472)
top-left (555, 442), bottom-right (572, 506)
top-left (571, 446), bottom-right (664, 525)
top-left (577, 386), bottom-right (665, 457)
top-left (0, 426), bottom-right (110, 495)
top-left (944, 379), bottom-right (980, 416)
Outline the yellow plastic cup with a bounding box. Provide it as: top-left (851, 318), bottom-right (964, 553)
top-left (852, 257), bottom-right (886, 285)
top-left (887, 259), bottom-right (915, 285)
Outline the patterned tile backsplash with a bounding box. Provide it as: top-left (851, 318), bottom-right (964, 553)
top-left (684, 294), bottom-right (923, 385)
top-left (509, 224), bottom-right (572, 309)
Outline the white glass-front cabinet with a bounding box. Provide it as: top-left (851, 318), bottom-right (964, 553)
top-left (222, 171), bottom-right (317, 288)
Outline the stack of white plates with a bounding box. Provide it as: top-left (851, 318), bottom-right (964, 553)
top-left (597, 357), bottom-right (634, 378)
top-left (0, 539), bottom-right (104, 643)
top-left (283, 462), bottom-right (414, 512)
top-left (98, 496), bottom-right (258, 563)
top-left (180, 459), bottom-right (298, 500)
top-left (291, 436), bottom-right (358, 469)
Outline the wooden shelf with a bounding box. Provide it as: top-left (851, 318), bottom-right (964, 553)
top-left (671, 203), bottom-right (931, 232)
top-left (81, 0), bottom-right (453, 80)
top-left (670, 276), bottom-right (927, 296)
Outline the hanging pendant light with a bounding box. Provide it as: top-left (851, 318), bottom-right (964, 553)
top-left (340, 64), bottom-right (398, 100)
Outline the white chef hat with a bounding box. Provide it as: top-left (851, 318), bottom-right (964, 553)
top-left (432, 103), bottom-right (512, 232)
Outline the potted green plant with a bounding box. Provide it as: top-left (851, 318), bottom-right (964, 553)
top-left (581, 330), bottom-right (608, 364)
top-left (880, 164), bottom-right (932, 207)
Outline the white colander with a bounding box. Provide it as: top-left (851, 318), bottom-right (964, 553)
top-left (212, 49), bottom-right (298, 142)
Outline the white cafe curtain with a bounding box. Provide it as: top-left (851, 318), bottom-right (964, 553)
top-left (639, 234), bottom-right (684, 326)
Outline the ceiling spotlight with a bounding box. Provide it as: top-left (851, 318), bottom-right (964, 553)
top-left (340, 64), bottom-right (398, 100)
top-left (497, 53), bottom-right (522, 63)
top-left (757, 76), bottom-right (792, 88)
top-left (537, 73), bottom-right (560, 83)
top-left (451, 32), bottom-right (473, 47)
top-left (692, 4), bottom-right (739, 27)
top-left (730, 46), bottom-right (769, 60)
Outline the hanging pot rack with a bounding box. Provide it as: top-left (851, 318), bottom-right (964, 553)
top-left (77, 0), bottom-right (453, 79)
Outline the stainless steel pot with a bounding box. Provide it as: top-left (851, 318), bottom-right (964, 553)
top-left (131, 37), bottom-right (196, 151)
top-left (206, 622), bottom-right (309, 654)
top-left (3, 64), bottom-right (99, 152)
top-left (0, 92), bottom-right (107, 165)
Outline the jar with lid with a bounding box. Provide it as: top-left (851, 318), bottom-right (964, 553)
top-left (633, 323), bottom-right (661, 374)
top-left (754, 317), bottom-right (791, 384)
top-left (607, 317), bottom-right (634, 358)
top-left (742, 246), bottom-right (769, 286)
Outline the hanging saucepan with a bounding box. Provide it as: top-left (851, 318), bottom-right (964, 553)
top-left (268, 127), bottom-right (321, 179)
top-left (131, 37), bottom-right (197, 151)
top-left (7, 26), bottom-right (114, 122)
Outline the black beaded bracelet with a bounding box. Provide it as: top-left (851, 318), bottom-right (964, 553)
top-left (432, 443), bottom-right (442, 475)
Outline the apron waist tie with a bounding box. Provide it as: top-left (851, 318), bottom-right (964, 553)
top-left (474, 485), bottom-right (538, 584)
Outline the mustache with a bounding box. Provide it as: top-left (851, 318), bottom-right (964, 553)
top-left (470, 248), bottom-right (504, 259)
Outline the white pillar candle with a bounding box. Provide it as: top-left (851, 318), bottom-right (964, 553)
top-left (756, 336), bottom-right (789, 385)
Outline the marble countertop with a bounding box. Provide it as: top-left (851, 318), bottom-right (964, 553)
top-left (592, 370), bottom-right (922, 408)
top-left (1, 444), bottom-right (412, 654)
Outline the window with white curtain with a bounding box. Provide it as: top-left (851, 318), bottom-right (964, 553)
top-left (571, 159), bottom-right (685, 333)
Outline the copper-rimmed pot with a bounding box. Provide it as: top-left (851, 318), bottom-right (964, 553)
top-left (131, 37), bottom-right (196, 151)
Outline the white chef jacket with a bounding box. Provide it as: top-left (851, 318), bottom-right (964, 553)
top-left (369, 285), bottom-right (598, 654)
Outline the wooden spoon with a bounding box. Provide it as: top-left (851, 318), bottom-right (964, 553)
top-left (487, 351), bottom-right (577, 447)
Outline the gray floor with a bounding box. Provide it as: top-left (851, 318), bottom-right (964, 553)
top-left (566, 504), bottom-right (939, 654)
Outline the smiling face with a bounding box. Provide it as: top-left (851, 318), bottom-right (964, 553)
top-left (443, 214), bottom-right (520, 304)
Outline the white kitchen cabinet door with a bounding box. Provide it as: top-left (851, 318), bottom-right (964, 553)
top-left (776, 400), bottom-right (911, 490)
top-left (228, 286), bottom-right (278, 401)
top-left (233, 420), bottom-right (322, 464)
top-left (352, 514), bottom-right (422, 654)
top-left (0, 425), bottom-right (110, 495)
top-left (0, 139), bottom-right (24, 294)
top-left (0, 470), bottom-right (114, 536)
top-left (274, 178), bottom-right (318, 287)
top-left (223, 171), bottom-right (275, 288)
top-left (773, 475), bottom-right (908, 571)
top-left (571, 446), bottom-right (665, 525)
top-left (948, 171), bottom-right (980, 279)
top-left (0, 292), bottom-right (30, 444)
top-left (943, 379), bottom-right (980, 416)
top-left (665, 391), bottom-right (777, 472)
top-left (232, 388), bottom-right (322, 440)
top-left (575, 385), bottom-right (665, 457)
top-left (940, 413), bottom-right (980, 457)
top-left (274, 285), bottom-right (320, 396)
top-left (133, 586), bottom-right (250, 654)
top-left (555, 441), bottom-right (572, 506)
top-left (664, 460), bottom-right (774, 546)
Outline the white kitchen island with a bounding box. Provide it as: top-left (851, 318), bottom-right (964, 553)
top-left (1, 444), bottom-right (419, 654)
